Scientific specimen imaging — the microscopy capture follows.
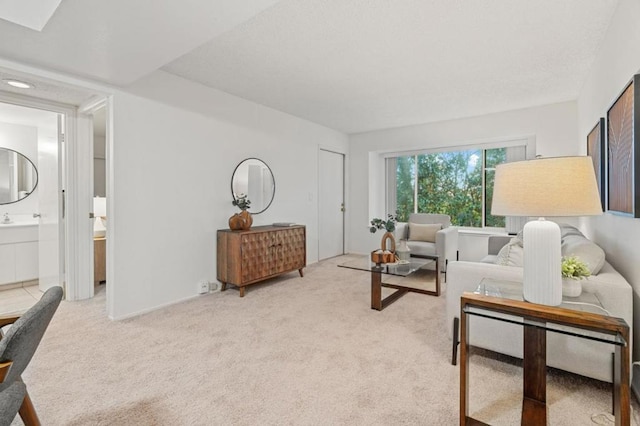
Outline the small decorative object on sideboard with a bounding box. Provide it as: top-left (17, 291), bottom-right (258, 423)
top-left (561, 255), bottom-right (591, 297)
top-left (369, 214), bottom-right (397, 265)
top-left (229, 193), bottom-right (253, 231)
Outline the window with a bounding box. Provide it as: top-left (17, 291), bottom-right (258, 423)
top-left (387, 144), bottom-right (527, 228)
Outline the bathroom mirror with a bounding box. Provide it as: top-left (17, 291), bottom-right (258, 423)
top-left (231, 158), bottom-right (275, 214)
top-left (0, 147), bottom-right (38, 205)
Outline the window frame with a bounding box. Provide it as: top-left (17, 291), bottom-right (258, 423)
top-left (384, 137), bottom-right (534, 231)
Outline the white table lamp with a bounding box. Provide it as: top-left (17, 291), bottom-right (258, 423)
top-left (491, 156), bottom-right (602, 305)
top-left (93, 196), bottom-right (107, 238)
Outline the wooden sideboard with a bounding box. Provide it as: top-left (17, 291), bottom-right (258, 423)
top-left (94, 237), bottom-right (106, 285)
top-left (217, 225), bottom-right (306, 297)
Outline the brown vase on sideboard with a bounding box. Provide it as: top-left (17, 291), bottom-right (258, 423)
top-left (228, 210), bottom-right (252, 230)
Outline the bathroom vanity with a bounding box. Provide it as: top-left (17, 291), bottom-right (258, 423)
top-left (0, 221), bottom-right (38, 286)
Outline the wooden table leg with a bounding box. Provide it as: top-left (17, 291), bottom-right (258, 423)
top-left (371, 270), bottom-right (382, 310)
top-left (460, 307), bottom-right (469, 425)
top-left (239, 286), bottom-right (245, 297)
top-left (613, 328), bottom-right (630, 426)
top-left (521, 325), bottom-right (547, 426)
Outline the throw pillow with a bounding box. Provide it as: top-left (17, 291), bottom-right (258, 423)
top-left (561, 235), bottom-right (605, 275)
top-left (495, 237), bottom-right (524, 267)
top-left (408, 223), bottom-right (442, 243)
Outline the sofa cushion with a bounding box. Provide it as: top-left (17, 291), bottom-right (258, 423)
top-left (561, 235), bottom-right (605, 275)
top-left (495, 238), bottom-right (524, 267)
top-left (408, 223), bottom-right (442, 243)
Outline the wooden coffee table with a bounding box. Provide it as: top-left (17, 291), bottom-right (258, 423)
top-left (338, 255), bottom-right (440, 310)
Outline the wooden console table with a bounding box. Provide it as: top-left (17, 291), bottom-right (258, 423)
top-left (94, 237), bottom-right (106, 285)
top-left (460, 292), bottom-right (630, 426)
top-left (217, 225), bottom-right (306, 297)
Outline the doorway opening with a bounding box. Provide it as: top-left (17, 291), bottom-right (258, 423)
top-left (91, 106), bottom-right (107, 293)
top-left (318, 148), bottom-right (345, 260)
top-left (0, 101), bottom-right (64, 313)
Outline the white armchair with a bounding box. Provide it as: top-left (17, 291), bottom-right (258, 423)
top-left (395, 213), bottom-right (458, 273)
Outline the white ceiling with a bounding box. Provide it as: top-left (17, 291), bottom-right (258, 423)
top-left (0, 0), bottom-right (620, 134)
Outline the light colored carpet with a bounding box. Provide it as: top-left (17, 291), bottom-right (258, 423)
top-left (10, 255), bottom-right (639, 425)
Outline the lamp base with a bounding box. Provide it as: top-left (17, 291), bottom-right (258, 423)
top-left (93, 217), bottom-right (106, 238)
top-left (523, 218), bottom-right (562, 306)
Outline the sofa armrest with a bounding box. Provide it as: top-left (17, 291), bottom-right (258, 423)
top-left (583, 262), bottom-right (633, 328)
top-left (445, 261), bottom-right (523, 337)
top-left (436, 226), bottom-right (458, 266)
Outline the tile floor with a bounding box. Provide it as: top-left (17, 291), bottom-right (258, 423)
top-left (0, 285), bottom-right (43, 316)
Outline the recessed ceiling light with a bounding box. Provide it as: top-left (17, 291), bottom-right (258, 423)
top-left (3, 79), bottom-right (33, 89)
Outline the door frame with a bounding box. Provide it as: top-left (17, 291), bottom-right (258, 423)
top-left (0, 91), bottom-right (104, 301)
top-left (317, 146), bottom-right (347, 260)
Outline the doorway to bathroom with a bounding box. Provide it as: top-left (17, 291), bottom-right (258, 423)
top-left (0, 101), bottom-right (64, 306)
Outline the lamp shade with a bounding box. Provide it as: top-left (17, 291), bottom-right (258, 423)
top-left (93, 197), bottom-right (106, 238)
top-left (93, 196), bottom-right (106, 217)
top-left (491, 156), bottom-right (602, 217)
top-left (491, 156), bottom-right (602, 306)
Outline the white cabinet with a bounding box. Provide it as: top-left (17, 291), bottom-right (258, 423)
top-left (0, 244), bottom-right (16, 284)
top-left (15, 242), bottom-right (38, 282)
top-left (0, 224), bottom-right (39, 285)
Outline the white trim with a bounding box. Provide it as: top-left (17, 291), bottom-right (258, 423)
top-left (317, 146), bottom-right (347, 261)
top-left (68, 112), bottom-right (93, 300)
top-left (78, 96), bottom-right (107, 114)
top-left (0, 91), bottom-right (77, 298)
top-left (110, 294), bottom-right (201, 321)
top-left (104, 97), bottom-right (115, 318)
top-left (0, 58), bottom-right (115, 95)
top-left (380, 135), bottom-right (534, 159)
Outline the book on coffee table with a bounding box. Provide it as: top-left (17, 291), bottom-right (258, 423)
top-left (273, 222), bottom-right (296, 227)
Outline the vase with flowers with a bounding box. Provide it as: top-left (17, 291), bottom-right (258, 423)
top-left (229, 194), bottom-right (253, 231)
top-left (561, 255), bottom-right (591, 297)
top-left (369, 214), bottom-right (397, 264)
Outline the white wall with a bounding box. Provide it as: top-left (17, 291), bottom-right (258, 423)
top-left (109, 71), bottom-right (348, 319)
top-left (0, 122), bottom-right (38, 216)
top-left (347, 101), bottom-right (579, 254)
top-left (576, 0), bottom-right (640, 360)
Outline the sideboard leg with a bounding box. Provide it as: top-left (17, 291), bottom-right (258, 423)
top-left (220, 282), bottom-right (227, 292)
top-left (298, 268), bottom-right (304, 277)
top-left (239, 287), bottom-right (245, 297)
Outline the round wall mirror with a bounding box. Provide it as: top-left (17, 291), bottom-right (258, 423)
top-left (231, 158), bottom-right (275, 214)
top-left (0, 147), bottom-right (38, 205)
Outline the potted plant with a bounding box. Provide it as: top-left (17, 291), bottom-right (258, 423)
top-left (369, 214), bottom-right (397, 264)
top-left (229, 193), bottom-right (253, 230)
top-left (561, 255), bottom-right (590, 297)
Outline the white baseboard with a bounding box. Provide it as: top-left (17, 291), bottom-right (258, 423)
top-left (109, 293), bottom-right (201, 321)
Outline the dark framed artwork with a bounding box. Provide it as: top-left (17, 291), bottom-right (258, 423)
top-left (606, 74), bottom-right (640, 217)
top-left (587, 117), bottom-right (606, 209)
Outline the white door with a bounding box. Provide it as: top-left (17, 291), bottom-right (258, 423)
top-left (38, 113), bottom-right (64, 291)
top-left (318, 149), bottom-right (344, 260)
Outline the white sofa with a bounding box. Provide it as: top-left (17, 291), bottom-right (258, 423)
top-left (446, 225), bottom-right (633, 382)
top-left (394, 213), bottom-right (458, 273)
